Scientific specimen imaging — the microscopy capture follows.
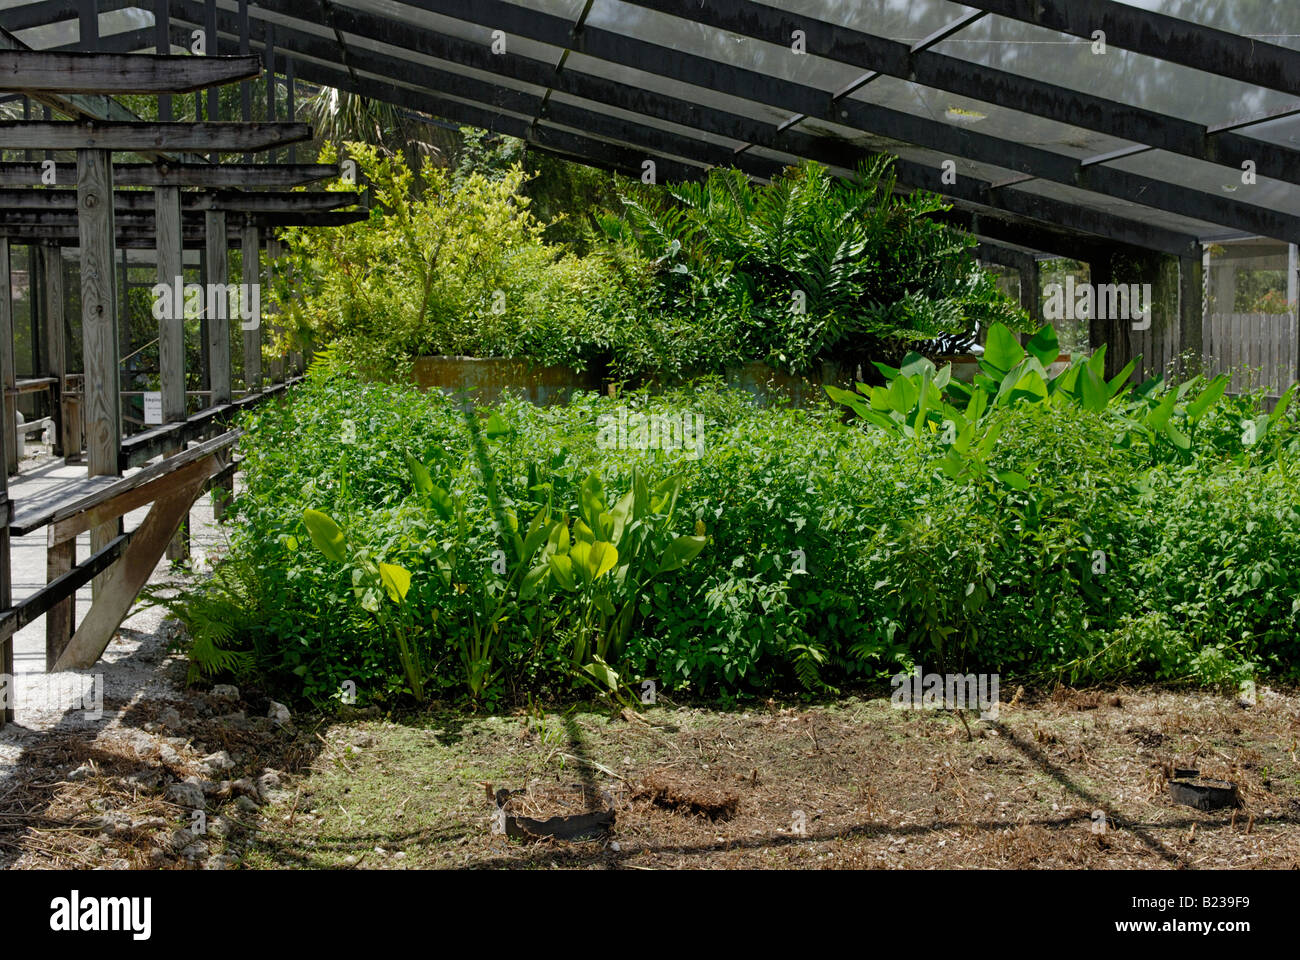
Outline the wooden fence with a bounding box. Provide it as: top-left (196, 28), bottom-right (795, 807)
top-left (1203, 312), bottom-right (1298, 398)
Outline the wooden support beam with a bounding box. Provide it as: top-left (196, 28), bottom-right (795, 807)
top-left (0, 240), bottom-right (15, 475)
top-left (1179, 254), bottom-right (1205, 378)
top-left (155, 187), bottom-right (185, 424)
top-left (77, 147), bottom-right (121, 594)
top-left (38, 244), bottom-right (66, 458)
top-left (266, 235), bottom-right (285, 383)
top-left (0, 161), bottom-right (340, 187)
top-left (0, 209), bottom-right (366, 231)
top-left (0, 249), bottom-right (9, 720)
top-left (1019, 258), bottom-right (1042, 329)
top-left (0, 50), bottom-right (260, 94)
top-left (156, 184), bottom-right (186, 560)
top-left (0, 188), bottom-right (359, 212)
top-left (77, 149), bottom-right (120, 479)
top-left (205, 210), bottom-right (231, 405)
top-left (241, 222), bottom-right (261, 392)
top-left (0, 488), bottom-right (9, 725)
top-left (45, 537), bottom-right (75, 668)
top-left (0, 120), bottom-right (311, 153)
top-left (49, 450), bottom-right (217, 545)
top-left (52, 465), bottom-right (211, 671)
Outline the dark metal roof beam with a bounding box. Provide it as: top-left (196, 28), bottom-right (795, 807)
top-left (226, 0), bottom-right (1292, 242)
top-left (622, 0), bottom-right (1300, 186)
top-left (959, 0), bottom-right (1300, 97)
top-left (274, 38), bottom-right (1197, 257)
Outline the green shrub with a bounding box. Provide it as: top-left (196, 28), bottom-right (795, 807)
top-left (176, 356), bottom-right (1300, 707)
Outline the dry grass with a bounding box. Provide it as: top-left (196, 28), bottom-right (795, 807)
top-left (4, 684), bottom-right (1298, 870)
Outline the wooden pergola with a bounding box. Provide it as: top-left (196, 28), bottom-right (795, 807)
top-left (0, 39), bottom-right (358, 723)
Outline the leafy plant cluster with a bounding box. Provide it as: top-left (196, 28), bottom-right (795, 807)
top-left (177, 349), bottom-right (1300, 708)
top-left (275, 148), bottom-right (1026, 383)
top-left (598, 158), bottom-right (1027, 376)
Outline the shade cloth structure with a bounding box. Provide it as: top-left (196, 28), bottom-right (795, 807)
top-left (4, 0), bottom-right (1297, 259)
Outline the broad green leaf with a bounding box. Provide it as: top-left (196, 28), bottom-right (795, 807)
top-left (1163, 421), bottom-right (1191, 450)
top-left (570, 540), bottom-right (593, 585)
top-left (826, 383), bottom-right (872, 420)
top-left (657, 534), bottom-right (708, 574)
top-left (609, 489), bottom-right (634, 546)
top-left (1269, 381), bottom-right (1296, 426)
top-left (552, 515), bottom-right (572, 555)
top-left (404, 453), bottom-right (433, 496)
top-left (898, 352), bottom-right (935, 378)
top-left (1145, 390), bottom-right (1178, 430)
top-left (378, 562), bottom-right (411, 603)
top-left (484, 411), bottom-right (511, 439)
top-left (1186, 374), bottom-right (1227, 422)
top-left (520, 508), bottom-right (552, 564)
top-left (652, 475), bottom-right (682, 518)
top-left (548, 553), bottom-right (576, 591)
top-left (1106, 357), bottom-right (1140, 400)
top-left (302, 509), bottom-right (347, 563)
top-left (1025, 325), bottom-right (1059, 368)
top-left (520, 562), bottom-right (551, 600)
top-left (996, 470), bottom-right (1030, 491)
top-left (581, 657), bottom-right (619, 691)
top-left (983, 323), bottom-right (1024, 374)
top-left (1080, 364), bottom-right (1109, 412)
top-left (579, 472), bottom-right (606, 531)
top-left (586, 541), bottom-right (619, 580)
top-left (427, 483), bottom-right (454, 522)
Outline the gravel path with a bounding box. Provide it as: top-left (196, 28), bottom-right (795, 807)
top-left (0, 447), bottom-right (229, 777)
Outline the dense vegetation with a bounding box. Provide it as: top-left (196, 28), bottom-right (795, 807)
top-left (272, 147), bottom-right (1027, 382)
top-left (170, 326), bottom-right (1300, 709)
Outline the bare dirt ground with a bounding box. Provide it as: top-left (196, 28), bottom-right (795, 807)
top-left (5, 675), bottom-right (1295, 869)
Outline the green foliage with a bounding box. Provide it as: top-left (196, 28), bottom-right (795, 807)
top-left (275, 142), bottom-right (627, 379)
top-left (279, 149), bottom-right (1023, 385)
top-left (173, 348), bottom-right (1300, 707)
top-left (597, 159), bottom-right (1027, 376)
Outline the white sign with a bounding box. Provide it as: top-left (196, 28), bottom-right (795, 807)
top-left (143, 392), bottom-right (163, 425)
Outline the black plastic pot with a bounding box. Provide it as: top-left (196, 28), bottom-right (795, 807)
top-left (1169, 777), bottom-right (1240, 811)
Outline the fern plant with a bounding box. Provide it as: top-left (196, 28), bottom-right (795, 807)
top-left (598, 158), bottom-right (1028, 375)
top-left (145, 559), bottom-right (259, 684)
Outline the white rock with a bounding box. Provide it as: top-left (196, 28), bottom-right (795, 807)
top-left (201, 750), bottom-right (235, 773)
top-left (165, 782), bottom-right (206, 809)
top-left (211, 684), bottom-right (240, 701)
top-left (268, 701), bottom-right (291, 723)
top-left (159, 744), bottom-right (184, 766)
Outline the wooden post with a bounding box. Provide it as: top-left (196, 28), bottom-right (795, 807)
top-left (39, 245), bottom-right (66, 457)
top-left (1018, 257), bottom-right (1041, 328)
top-left (157, 187), bottom-right (185, 422)
top-left (0, 356), bottom-right (9, 724)
top-left (45, 539), bottom-right (75, 668)
top-left (52, 466), bottom-right (211, 671)
top-left (206, 210), bottom-right (233, 517)
top-left (1179, 253), bottom-right (1205, 379)
top-left (266, 236), bottom-right (285, 383)
top-left (157, 185), bottom-right (188, 561)
top-left (241, 222), bottom-right (261, 392)
top-left (205, 210), bottom-right (231, 405)
top-left (77, 148), bottom-right (122, 596)
top-left (0, 239), bottom-right (16, 475)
